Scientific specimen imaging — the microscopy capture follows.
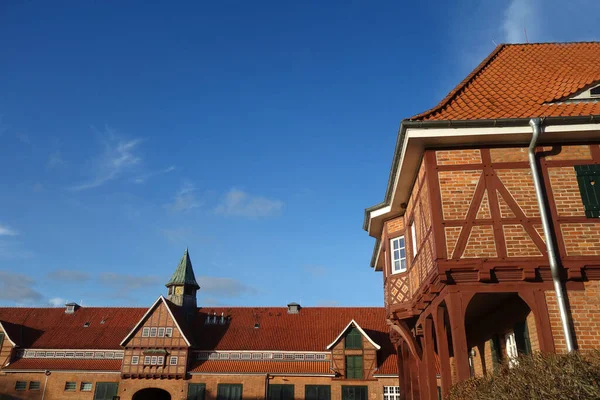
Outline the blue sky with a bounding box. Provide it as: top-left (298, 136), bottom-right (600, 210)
top-left (0, 0), bottom-right (598, 308)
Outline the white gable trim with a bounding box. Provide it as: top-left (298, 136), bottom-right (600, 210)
top-left (326, 319), bottom-right (381, 350)
top-left (0, 321), bottom-right (17, 347)
top-left (119, 296), bottom-right (191, 347)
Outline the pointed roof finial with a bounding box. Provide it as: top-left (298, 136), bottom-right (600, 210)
top-left (166, 248), bottom-right (200, 289)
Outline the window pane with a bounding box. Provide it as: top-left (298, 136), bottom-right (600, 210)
top-left (400, 259), bottom-right (406, 271)
top-left (399, 237), bottom-right (405, 247)
top-left (29, 381), bottom-right (41, 390)
top-left (400, 248), bottom-right (405, 258)
top-left (81, 382), bottom-right (93, 391)
top-left (15, 381), bottom-right (27, 391)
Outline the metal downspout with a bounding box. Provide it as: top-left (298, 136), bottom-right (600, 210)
top-left (528, 117), bottom-right (575, 352)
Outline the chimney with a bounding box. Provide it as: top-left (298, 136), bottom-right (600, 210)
top-left (65, 302), bottom-right (79, 314)
top-left (287, 302), bottom-right (301, 314)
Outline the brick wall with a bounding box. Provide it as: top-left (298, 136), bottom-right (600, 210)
top-left (546, 281), bottom-right (600, 352)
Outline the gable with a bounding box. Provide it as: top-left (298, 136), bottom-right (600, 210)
top-left (326, 319), bottom-right (381, 350)
top-left (120, 296), bottom-right (191, 347)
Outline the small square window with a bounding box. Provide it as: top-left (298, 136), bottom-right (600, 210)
top-left (142, 327), bottom-right (150, 337)
top-left (65, 352), bottom-right (74, 358)
top-left (74, 352), bottom-right (84, 358)
top-left (170, 356), bottom-right (178, 365)
top-left (230, 353), bottom-right (240, 360)
top-left (241, 353), bottom-right (251, 360)
top-left (29, 381), bottom-right (41, 391)
top-left (85, 352), bottom-right (93, 358)
top-left (151, 356), bottom-right (158, 365)
top-left (284, 354), bottom-right (295, 360)
top-left (144, 356), bottom-right (151, 365)
top-left (81, 382), bottom-right (93, 392)
top-left (390, 236), bottom-right (407, 274)
top-left (251, 353), bottom-right (262, 359)
top-left (273, 353), bottom-right (283, 360)
top-left (150, 327), bottom-right (158, 337)
top-left (158, 327), bottom-right (165, 337)
top-left (165, 327), bottom-right (173, 337)
top-left (15, 381), bottom-right (27, 391)
top-left (219, 353), bottom-right (229, 359)
top-left (95, 352), bottom-right (104, 359)
top-left (157, 356), bottom-right (164, 365)
top-left (64, 382), bottom-right (77, 391)
top-left (131, 356), bottom-right (139, 365)
top-left (105, 352), bottom-right (114, 359)
top-left (55, 352), bottom-right (65, 357)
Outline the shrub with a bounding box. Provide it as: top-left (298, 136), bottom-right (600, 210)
top-left (448, 351), bottom-right (600, 400)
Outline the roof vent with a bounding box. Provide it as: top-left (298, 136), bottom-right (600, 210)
top-left (287, 302), bottom-right (301, 314)
top-left (254, 322), bottom-right (260, 329)
top-left (83, 322), bottom-right (90, 328)
top-left (65, 302), bottom-right (79, 314)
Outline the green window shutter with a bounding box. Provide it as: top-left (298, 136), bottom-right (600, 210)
top-left (346, 356), bottom-right (363, 379)
top-left (490, 335), bottom-right (502, 372)
top-left (514, 321), bottom-right (532, 355)
top-left (342, 386), bottom-right (368, 400)
top-left (217, 384), bottom-right (242, 400)
top-left (345, 327), bottom-right (363, 349)
top-left (269, 384), bottom-right (294, 400)
top-left (94, 383), bottom-right (118, 400)
top-left (574, 165), bottom-right (600, 218)
top-left (188, 383), bottom-right (206, 400)
top-left (306, 385), bottom-right (330, 400)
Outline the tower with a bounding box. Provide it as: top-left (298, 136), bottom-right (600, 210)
top-left (166, 248), bottom-right (200, 310)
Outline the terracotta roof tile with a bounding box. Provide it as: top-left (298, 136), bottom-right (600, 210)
top-left (189, 360), bottom-right (332, 375)
top-left (412, 42), bottom-right (600, 121)
top-left (4, 358), bottom-right (121, 371)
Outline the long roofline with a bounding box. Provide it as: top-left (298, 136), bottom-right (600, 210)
top-left (363, 114), bottom-right (600, 267)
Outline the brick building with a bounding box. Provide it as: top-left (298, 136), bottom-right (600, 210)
top-left (0, 250), bottom-right (399, 400)
top-left (363, 42), bottom-right (600, 399)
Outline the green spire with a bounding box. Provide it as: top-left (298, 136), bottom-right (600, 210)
top-left (166, 248), bottom-right (200, 289)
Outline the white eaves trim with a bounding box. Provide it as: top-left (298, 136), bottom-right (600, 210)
top-left (366, 122), bottom-right (600, 237)
top-left (119, 296), bottom-right (191, 347)
top-left (326, 319), bottom-right (381, 350)
top-left (0, 321), bottom-right (17, 346)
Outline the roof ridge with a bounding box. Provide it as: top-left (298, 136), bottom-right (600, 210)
top-left (501, 41), bottom-right (600, 46)
top-left (410, 44), bottom-right (507, 121)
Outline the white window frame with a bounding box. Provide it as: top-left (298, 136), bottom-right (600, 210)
top-left (157, 356), bottom-right (164, 365)
top-left (505, 331), bottom-right (519, 367)
top-left (170, 356), bottom-right (178, 365)
top-left (150, 327), bottom-right (157, 337)
top-left (410, 220), bottom-right (417, 258)
top-left (384, 386), bottom-right (401, 400)
top-left (390, 236), bottom-right (407, 274)
top-left (165, 327), bottom-right (173, 337)
top-left (142, 327), bottom-right (150, 337)
top-left (131, 356), bottom-right (139, 365)
top-left (151, 356), bottom-right (158, 365)
top-left (144, 356), bottom-right (151, 365)
top-left (81, 382), bottom-right (93, 392)
top-left (158, 327), bottom-right (165, 337)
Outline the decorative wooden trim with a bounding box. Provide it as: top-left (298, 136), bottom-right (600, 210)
top-left (425, 150), bottom-right (447, 260)
top-left (433, 305), bottom-right (451, 398)
top-left (445, 292), bottom-right (472, 381)
top-left (482, 149), bottom-right (508, 258)
top-left (452, 172), bottom-right (486, 259)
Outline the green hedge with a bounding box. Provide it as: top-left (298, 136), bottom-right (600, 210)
top-left (448, 351), bottom-right (600, 400)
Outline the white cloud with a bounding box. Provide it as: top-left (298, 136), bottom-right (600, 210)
top-left (48, 297), bottom-right (65, 307)
top-left (0, 224), bottom-right (18, 236)
top-left (47, 151), bottom-right (65, 169)
top-left (503, 0), bottom-right (539, 43)
top-left (71, 131), bottom-right (143, 191)
top-left (166, 182), bottom-right (202, 212)
top-left (47, 269), bottom-right (90, 282)
top-left (134, 165), bottom-right (176, 184)
top-left (197, 276), bottom-right (259, 297)
top-left (215, 188), bottom-right (283, 218)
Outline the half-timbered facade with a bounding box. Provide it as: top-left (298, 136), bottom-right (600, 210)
top-left (364, 42), bottom-right (600, 399)
top-left (0, 250), bottom-right (399, 400)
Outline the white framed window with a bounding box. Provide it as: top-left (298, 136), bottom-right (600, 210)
top-left (410, 221), bottom-right (417, 258)
top-left (390, 236), bottom-right (407, 274)
top-left (151, 356), bottom-right (158, 365)
top-left (316, 354), bottom-right (326, 360)
top-left (284, 353), bottom-right (295, 360)
top-left (230, 353), bottom-right (240, 360)
top-left (158, 327), bottom-right (165, 337)
top-left (142, 327), bottom-right (150, 337)
top-left (74, 352), bottom-right (83, 358)
top-left (131, 356), bottom-right (139, 365)
top-left (64, 382), bottom-right (76, 391)
top-left (95, 352), bottom-right (104, 359)
top-left (273, 353), bottom-right (283, 360)
top-left (241, 353), bottom-right (251, 360)
top-left (157, 356), bottom-right (164, 365)
top-left (384, 386), bottom-right (401, 400)
top-left (165, 327), bottom-right (173, 337)
top-left (105, 352), bottom-right (114, 359)
top-left (144, 356), bottom-right (151, 365)
top-left (84, 352), bottom-right (93, 358)
top-left (81, 382), bottom-right (93, 392)
top-left (251, 353), bottom-right (262, 359)
top-left (150, 327), bottom-right (157, 337)
top-left (65, 352), bottom-right (74, 358)
top-left (505, 331), bottom-right (519, 367)
top-left (170, 356), bottom-right (178, 365)
top-left (294, 354), bottom-right (304, 360)
top-left (219, 353), bottom-right (229, 359)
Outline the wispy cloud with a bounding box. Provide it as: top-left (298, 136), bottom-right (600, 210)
top-left (48, 297), bottom-right (65, 307)
top-left (47, 269), bottom-right (90, 282)
top-left (0, 270), bottom-right (43, 303)
top-left (0, 224), bottom-right (18, 236)
top-left (134, 165), bottom-right (175, 184)
top-left (197, 275), bottom-right (259, 297)
top-left (215, 188), bottom-right (283, 218)
top-left (71, 129), bottom-right (143, 191)
top-left (47, 151), bottom-right (65, 169)
top-left (166, 182), bottom-right (202, 212)
top-left (98, 272), bottom-right (162, 290)
top-left (503, 0), bottom-right (539, 43)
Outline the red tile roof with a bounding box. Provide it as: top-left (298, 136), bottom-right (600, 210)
top-left (3, 358), bottom-right (122, 371)
top-left (412, 42), bottom-right (600, 121)
top-left (189, 360), bottom-right (333, 375)
top-left (0, 307), bottom-right (145, 349)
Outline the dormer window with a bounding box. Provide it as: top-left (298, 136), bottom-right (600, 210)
top-left (390, 237), bottom-right (406, 274)
top-left (591, 86), bottom-right (600, 97)
top-left (345, 326), bottom-right (363, 349)
top-left (565, 83), bottom-right (600, 101)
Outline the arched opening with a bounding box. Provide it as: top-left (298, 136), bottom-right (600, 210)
top-left (132, 388), bottom-right (171, 400)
